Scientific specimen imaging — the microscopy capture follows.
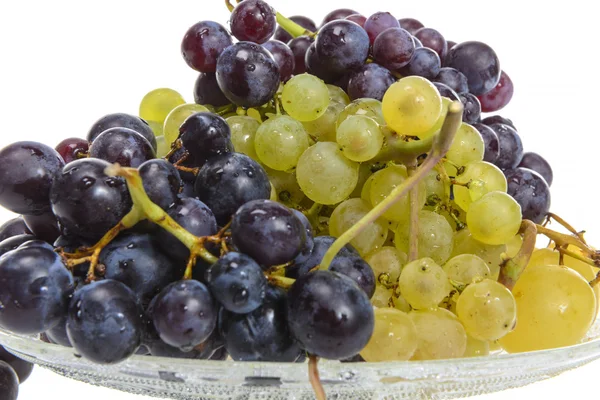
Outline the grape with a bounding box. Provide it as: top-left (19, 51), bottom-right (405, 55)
top-left (365, 246), bottom-right (407, 285)
top-left (350, 162), bottom-right (375, 199)
top-left (321, 9), bottom-right (359, 26)
top-left (288, 35), bottom-right (313, 75)
top-left (443, 254), bottom-right (491, 285)
top-left (472, 123), bottom-right (500, 163)
top-left (416, 96), bottom-right (451, 140)
top-left (265, 167), bottom-right (305, 205)
top-left (336, 115), bottom-right (384, 162)
top-left (302, 100), bottom-right (345, 142)
top-left (398, 18), bottom-right (424, 35)
top-left (262, 40), bottom-right (295, 82)
top-left (347, 63), bottom-right (395, 102)
top-left (230, 0), bottom-right (276, 44)
top-left (178, 112), bottom-right (233, 164)
top-left (227, 115), bottom-right (260, 160)
top-left (467, 191), bottom-right (522, 245)
top-left (399, 47), bottom-right (441, 80)
top-left (364, 12), bottom-right (400, 44)
top-left (181, 21), bottom-right (233, 72)
top-left (216, 42), bottom-right (280, 108)
top-left (505, 167), bottom-right (551, 223)
top-left (337, 98), bottom-right (385, 128)
top-left (291, 209), bottom-right (314, 264)
top-left (459, 93), bottom-right (481, 123)
top-left (327, 253), bottom-right (376, 298)
top-left (518, 152), bottom-right (553, 186)
top-left (433, 67), bottom-right (469, 93)
top-left (370, 164), bottom-right (426, 223)
top-left (55, 137), bottom-right (89, 164)
top-left (146, 329), bottom-right (221, 360)
top-left (410, 308), bottom-right (467, 360)
top-left (328, 84), bottom-right (351, 105)
top-left (398, 258), bottom-right (451, 309)
top-left (0, 218), bottom-right (30, 242)
top-left (499, 265), bottom-right (596, 353)
top-left (205, 252), bottom-right (267, 314)
top-left (315, 20), bottom-right (370, 75)
top-left (87, 113), bottom-right (157, 152)
top-left (371, 285), bottom-right (393, 308)
top-left (0, 345), bottom-right (33, 383)
top-left (45, 317), bottom-right (72, 347)
top-left (274, 16), bottom-right (316, 44)
top-left (50, 158), bottom-right (132, 241)
top-left (361, 174), bottom-right (376, 204)
top-left (139, 88), bottom-right (185, 125)
top-left (0, 361), bottom-right (18, 400)
top-left (444, 41), bottom-right (501, 96)
top-left (282, 73), bottom-right (330, 122)
top-left (451, 228), bottom-right (506, 280)
top-left (139, 159), bottom-right (182, 211)
top-left (147, 121), bottom-right (163, 137)
top-left (481, 115), bottom-right (516, 130)
top-left (254, 115), bottom-right (309, 171)
top-left (454, 161), bottom-right (507, 211)
top-left (287, 270), bottom-right (374, 359)
top-left (89, 127), bottom-right (156, 168)
top-left (360, 308), bottom-right (418, 361)
top-left (414, 27), bottom-right (447, 60)
top-left (286, 235), bottom-right (358, 279)
top-left (305, 40), bottom-right (343, 83)
top-left (394, 211), bottom-right (454, 264)
top-left (0, 234), bottom-right (36, 257)
top-left (22, 212), bottom-right (60, 243)
top-left (193, 73), bottom-right (230, 108)
top-left (464, 335), bottom-right (490, 358)
top-left (446, 123), bottom-right (485, 166)
top-left (345, 14), bottom-right (366, 27)
top-left (489, 123), bottom-right (523, 170)
top-left (478, 70), bottom-right (514, 112)
top-left (163, 103), bottom-right (210, 146)
top-left (372, 28), bottom-right (415, 71)
top-left (382, 76), bottom-right (442, 136)
top-left (433, 82), bottom-right (459, 101)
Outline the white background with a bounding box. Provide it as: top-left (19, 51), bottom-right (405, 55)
top-left (0, 0), bottom-right (598, 399)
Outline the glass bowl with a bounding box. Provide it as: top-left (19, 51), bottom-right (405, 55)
top-left (2, 319), bottom-right (600, 400)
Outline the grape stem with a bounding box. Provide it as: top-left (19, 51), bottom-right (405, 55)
top-left (319, 101), bottom-right (464, 270)
top-left (498, 220), bottom-right (537, 290)
top-left (407, 159), bottom-right (419, 262)
top-left (267, 275), bottom-right (295, 289)
top-left (308, 355), bottom-right (326, 400)
top-left (224, 0), bottom-right (235, 12)
top-left (373, 128), bottom-right (434, 164)
top-left (544, 212), bottom-right (587, 245)
top-left (276, 12), bottom-right (316, 38)
top-left (535, 223), bottom-right (599, 268)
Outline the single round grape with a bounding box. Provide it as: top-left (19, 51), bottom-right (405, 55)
top-left (302, 100), bottom-right (345, 143)
top-left (0, 361), bottom-right (18, 400)
top-left (518, 152), bottom-right (553, 186)
top-left (433, 67), bottom-right (469, 93)
top-left (163, 103), bottom-right (209, 145)
top-left (329, 252), bottom-right (376, 298)
top-left (415, 96), bottom-right (451, 140)
top-left (478, 70), bottom-right (514, 112)
top-left (472, 123), bottom-right (500, 164)
top-left (336, 98), bottom-right (385, 128)
top-left (382, 76), bottom-right (442, 136)
top-left (467, 191), bottom-right (522, 245)
top-left (282, 74), bottom-right (330, 122)
top-left (364, 11), bottom-right (400, 44)
top-left (0, 345), bottom-right (34, 383)
top-left (87, 113), bottom-right (157, 151)
top-left (193, 72), bottom-right (230, 108)
top-left (399, 258), bottom-right (451, 309)
top-left (89, 127), bottom-right (156, 168)
top-left (328, 84), bottom-right (351, 105)
top-left (139, 159), bottom-right (182, 211)
top-left (0, 218), bottom-right (30, 243)
top-left (399, 47), bottom-right (441, 80)
top-left (265, 167), bottom-right (305, 206)
top-left (227, 115), bottom-right (261, 160)
top-left (139, 88), bottom-right (185, 125)
top-left (254, 115), bottom-right (309, 171)
top-left (459, 93), bottom-right (482, 123)
top-left (394, 210), bottom-right (454, 264)
top-left (398, 18), bottom-right (424, 35)
top-left (489, 123), bottom-right (523, 170)
top-left (148, 120), bottom-right (163, 137)
top-left (481, 115), bottom-right (516, 130)
top-left (464, 335), bottom-right (490, 358)
top-left (414, 27), bottom-right (447, 60)
top-left (372, 28), bottom-right (415, 71)
top-left (22, 212), bottom-right (60, 243)
top-left (296, 142), bottom-right (359, 205)
top-left (371, 285), bottom-right (393, 308)
top-left (410, 307), bottom-right (467, 360)
top-left (446, 123), bottom-right (485, 166)
top-left (320, 9), bottom-right (359, 26)
top-left (288, 35), bottom-right (313, 75)
top-left (262, 40), bottom-right (295, 82)
top-left (315, 20), bottom-right (370, 74)
top-left (55, 137), bottom-right (89, 164)
top-left (434, 82), bottom-right (459, 101)
top-left (360, 308), bottom-right (418, 361)
top-left (505, 167), bottom-right (551, 223)
top-left (451, 228), bottom-right (506, 280)
top-left (423, 168), bottom-right (447, 201)
top-left (274, 15), bottom-right (317, 44)
top-left (443, 254), bottom-right (491, 285)
top-left (336, 115), bottom-right (384, 162)
top-left (454, 161), bottom-right (507, 211)
top-left (365, 246), bottom-right (407, 285)
top-left (181, 21), bottom-right (233, 73)
top-left (230, 0), bottom-right (276, 44)
top-left (347, 63), bottom-right (395, 102)
top-left (444, 41), bottom-right (501, 96)
top-left (179, 112), bottom-right (233, 164)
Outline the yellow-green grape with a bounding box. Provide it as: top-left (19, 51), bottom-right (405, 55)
top-left (454, 161), bottom-right (507, 211)
top-left (467, 191), bottom-right (522, 246)
top-left (336, 98), bottom-right (385, 128)
top-left (269, 182), bottom-right (277, 201)
top-left (329, 198), bottom-right (388, 256)
top-left (399, 258), bottom-right (451, 309)
top-left (281, 74), bottom-right (330, 122)
top-left (382, 76), bottom-right (442, 136)
top-left (392, 293), bottom-right (412, 312)
top-left (327, 84), bottom-right (351, 106)
top-left (464, 335), bottom-right (490, 358)
top-left (369, 164), bottom-right (426, 223)
top-left (163, 103), bottom-right (210, 145)
top-left (410, 308), bottom-right (467, 360)
top-left (155, 136), bottom-right (170, 158)
top-left (365, 246), bottom-right (408, 285)
top-left (451, 229), bottom-right (506, 280)
top-left (302, 100), bottom-right (345, 143)
top-left (394, 210), bottom-right (454, 264)
top-left (371, 285), bottom-right (393, 308)
top-left (423, 169), bottom-right (446, 203)
top-left (360, 308), bottom-right (418, 362)
top-left (296, 142), bottom-right (359, 205)
top-left (415, 97), bottom-right (451, 140)
top-left (504, 234), bottom-right (523, 258)
top-left (139, 88), bottom-right (185, 125)
top-left (360, 174), bottom-right (376, 205)
top-left (265, 167), bottom-right (305, 206)
top-left (456, 279), bottom-right (517, 341)
top-left (254, 115), bottom-right (309, 171)
top-left (499, 265), bottom-right (596, 353)
top-left (147, 120), bottom-right (163, 137)
top-left (227, 115), bottom-right (261, 161)
top-left (336, 115), bottom-right (384, 162)
top-left (443, 254), bottom-right (491, 285)
top-left (350, 163), bottom-right (374, 199)
top-left (489, 340), bottom-right (502, 352)
top-left (445, 123), bottom-right (485, 166)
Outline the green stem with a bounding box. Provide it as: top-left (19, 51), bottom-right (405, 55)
top-left (225, 0), bottom-right (234, 12)
top-left (276, 12), bottom-right (316, 38)
top-left (373, 128), bottom-right (434, 164)
top-left (498, 220), bottom-right (537, 290)
top-left (407, 160), bottom-right (419, 262)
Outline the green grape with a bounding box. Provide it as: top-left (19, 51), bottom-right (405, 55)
top-left (227, 115), bottom-right (261, 161)
top-left (382, 76), bottom-right (442, 136)
top-left (370, 164), bottom-right (426, 223)
top-left (296, 142), bottom-right (359, 205)
top-left (327, 84), bottom-right (350, 106)
top-left (415, 97), bottom-right (452, 140)
top-left (360, 308), bottom-right (418, 362)
top-left (336, 115), bottom-right (384, 162)
top-left (467, 191), bottom-right (522, 246)
top-left (301, 100), bottom-right (345, 143)
top-left (163, 103), bottom-right (209, 145)
top-left (147, 120), bottom-right (163, 137)
top-left (453, 161), bottom-right (507, 211)
top-left (394, 210), bottom-right (454, 264)
top-left (281, 74), bottom-right (330, 122)
top-left (456, 279), bottom-right (517, 341)
top-left (504, 234), bottom-right (522, 258)
top-left (446, 123), bottom-right (485, 166)
top-left (365, 246), bottom-right (407, 285)
top-left (329, 198), bottom-right (388, 256)
top-left (254, 115), bottom-right (309, 171)
top-left (499, 265), bottom-right (596, 353)
top-left (423, 169), bottom-right (447, 203)
top-left (360, 174), bottom-right (376, 205)
top-left (399, 258), bottom-right (451, 310)
top-left (265, 167), bottom-right (305, 206)
top-left (371, 285), bottom-right (393, 308)
top-left (336, 98), bottom-right (385, 128)
top-left (139, 88), bottom-right (185, 125)
top-left (350, 162), bottom-right (374, 199)
top-left (464, 335), bottom-right (490, 357)
top-left (410, 308), bottom-right (467, 360)
top-left (392, 292), bottom-right (412, 313)
top-left (443, 254), bottom-right (491, 285)
top-left (451, 228), bottom-right (506, 280)
top-left (155, 135), bottom-right (170, 158)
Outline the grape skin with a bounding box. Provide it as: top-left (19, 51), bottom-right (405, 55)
top-left (360, 308), bottom-right (418, 362)
top-left (282, 74), bottom-right (330, 122)
top-left (365, 246), bottom-right (407, 285)
top-left (0, 361), bottom-right (18, 400)
top-left (254, 115), bottom-right (309, 171)
top-left (370, 164), bottom-right (426, 223)
top-left (398, 258), bottom-right (451, 309)
top-left (228, 115), bottom-right (261, 161)
top-left (336, 115), bottom-right (384, 162)
top-left (139, 88), bottom-right (186, 125)
top-left (446, 123), bottom-right (485, 166)
top-left (443, 254), bottom-right (491, 285)
top-left (87, 113), bottom-right (157, 151)
top-left (394, 210), bottom-right (454, 265)
top-left (453, 161), bottom-right (507, 211)
top-left (451, 228), bottom-right (506, 280)
top-left (163, 104), bottom-right (209, 146)
top-left (410, 308), bottom-right (467, 360)
top-left (466, 191), bottom-right (522, 246)
top-left (0, 218), bottom-right (30, 242)
top-left (89, 127), bottom-right (156, 168)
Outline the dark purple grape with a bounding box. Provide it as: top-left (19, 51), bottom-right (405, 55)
top-left (398, 18), bottom-right (424, 35)
top-left (315, 20), bottom-right (370, 75)
top-left (0, 141), bottom-right (64, 215)
top-left (205, 252), bottom-right (267, 314)
top-left (17, 239), bottom-right (53, 251)
top-left (230, 0), bottom-right (276, 44)
top-left (321, 9), bottom-right (359, 26)
top-left (231, 199), bottom-right (306, 267)
top-left (89, 127), bottom-right (155, 168)
top-left (291, 209), bottom-right (314, 265)
top-left (412, 35), bottom-right (423, 48)
top-left (505, 168), bottom-right (551, 223)
top-left (373, 27), bottom-right (415, 71)
top-left (22, 212), bottom-right (60, 243)
top-left (178, 112), bottom-right (233, 164)
top-left (193, 73), bottom-right (230, 108)
top-left (0, 218), bottom-right (30, 242)
top-left (482, 116), bottom-right (516, 131)
top-left (287, 271), bottom-right (374, 360)
top-left (181, 21), bottom-right (233, 73)
top-left (139, 159), bottom-right (182, 211)
top-left (50, 158), bottom-right (132, 241)
top-left (262, 40), bottom-right (295, 82)
top-left (364, 12), bottom-right (400, 44)
top-left (274, 16), bottom-right (316, 44)
top-left (478, 70), bottom-right (514, 112)
top-left (447, 40), bottom-right (457, 49)
top-left (472, 123), bottom-right (500, 163)
top-left (305, 42), bottom-right (342, 83)
top-left (0, 361), bottom-right (18, 400)
top-left (345, 14), bottom-right (366, 27)
top-left (194, 152), bottom-right (271, 225)
top-left (329, 253), bottom-right (376, 298)
top-left (216, 42), bottom-right (280, 108)
top-left (347, 63), bottom-right (395, 101)
top-left (45, 317), bottom-right (72, 347)
top-left (55, 138), bottom-right (89, 164)
top-left (489, 124), bottom-right (523, 170)
top-left (67, 280), bottom-right (144, 364)
top-left (0, 345), bottom-right (34, 383)
top-left (219, 286), bottom-right (302, 362)
top-left (0, 246), bottom-right (74, 334)
top-left (444, 41), bottom-right (501, 96)
top-left (86, 113), bottom-right (157, 151)
top-left (286, 235), bottom-right (358, 279)
top-left (434, 67), bottom-right (469, 93)
top-left (415, 27), bottom-right (447, 60)
top-left (459, 92), bottom-right (482, 123)
top-left (399, 47), bottom-right (441, 79)
top-left (434, 82), bottom-right (459, 101)
top-left (0, 234), bottom-right (37, 257)
top-left (518, 152), bottom-right (553, 186)
top-left (288, 35), bottom-right (313, 75)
